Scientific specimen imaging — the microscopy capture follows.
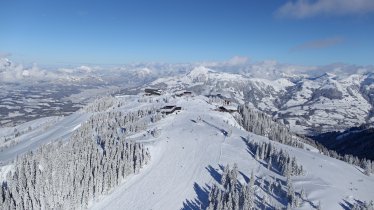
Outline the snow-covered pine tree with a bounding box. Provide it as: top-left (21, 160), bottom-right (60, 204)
top-left (208, 164), bottom-right (256, 210)
top-left (237, 105), bottom-right (304, 149)
top-left (0, 108), bottom-right (154, 209)
top-left (246, 139), bottom-right (305, 176)
top-left (239, 104), bottom-right (374, 173)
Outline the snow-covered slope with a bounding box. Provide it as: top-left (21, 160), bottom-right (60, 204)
top-left (0, 112), bottom-right (90, 164)
top-left (86, 95), bottom-right (373, 210)
top-left (1, 88), bottom-right (374, 209)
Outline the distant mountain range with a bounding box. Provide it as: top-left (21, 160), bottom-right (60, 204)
top-left (151, 65), bottom-right (374, 135)
top-left (2, 58), bottom-right (374, 159)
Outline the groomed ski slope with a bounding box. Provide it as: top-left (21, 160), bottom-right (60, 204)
top-left (91, 95), bottom-right (374, 210)
top-left (0, 112), bottom-right (91, 164)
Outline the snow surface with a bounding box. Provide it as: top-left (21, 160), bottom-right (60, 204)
top-left (1, 91), bottom-right (373, 209)
top-left (89, 95), bottom-right (374, 210)
top-left (0, 112), bottom-right (90, 164)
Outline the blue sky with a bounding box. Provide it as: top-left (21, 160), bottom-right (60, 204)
top-left (0, 0), bottom-right (373, 66)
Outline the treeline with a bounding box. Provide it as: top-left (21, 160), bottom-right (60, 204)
top-left (238, 105), bottom-right (373, 176)
top-left (246, 139), bottom-right (304, 177)
top-left (87, 107), bottom-right (162, 137)
top-left (306, 135), bottom-right (374, 176)
top-left (316, 145), bottom-right (374, 176)
top-left (237, 105), bottom-right (304, 149)
top-left (207, 164), bottom-right (308, 210)
top-left (0, 107), bottom-right (156, 209)
top-left (83, 96), bottom-right (126, 112)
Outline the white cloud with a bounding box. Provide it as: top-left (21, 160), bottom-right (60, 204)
top-left (77, 65), bottom-right (93, 73)
top-left (0, 60), bottom-right (59, 82)
top-left (226, 56), bottom-right (250, 66)
top-left (276, 0), bottom-right (374, 18)
top-left (58, 68), bottom-right (75, 74)
top-left (200, 56), bottom-right (250, 67)
top-left (63, 65), bottom-right (104, 74)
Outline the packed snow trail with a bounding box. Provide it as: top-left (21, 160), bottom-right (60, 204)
top-left (92, 98), bottom-right (230, 209)
top-left (0, 112), bottom-right (90, 164)
top-left (90, 96), bottom-right (374, 210)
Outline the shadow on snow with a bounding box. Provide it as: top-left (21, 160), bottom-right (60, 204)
top-left (181, 182), bottom-right (210, 210)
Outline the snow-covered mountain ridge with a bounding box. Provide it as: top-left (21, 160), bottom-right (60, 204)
top-left (151, 66), bottom-right (374, 135)
top-left (2, 57), bottom-right (373, 134)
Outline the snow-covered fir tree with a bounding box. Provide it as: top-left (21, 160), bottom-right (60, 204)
top-left (246, 138), bottom-right (305, 177)
top-left (238, 104), bottom-right (373, 176)
top-left (206, 163), bottom-right (307, 210)
top-left (237, 105), bottom-right (304, 148)
top-left (0, 107), bottom-right (155, 209)
top-left (207, 165), bottom-right (255, 210)
top-left (352, 200), bottom-right (374, 210)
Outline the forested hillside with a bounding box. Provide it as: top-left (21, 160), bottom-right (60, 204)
top-left (0, 101), bottom-right (155, 209)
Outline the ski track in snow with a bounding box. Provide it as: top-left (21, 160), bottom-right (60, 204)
top-left (89, 96), bottom-right (374, 210)
top-left (0, 112), bottom-right (91, 164)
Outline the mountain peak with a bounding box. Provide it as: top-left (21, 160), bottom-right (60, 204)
top-left (187, 66), bottom-right (215, 76)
